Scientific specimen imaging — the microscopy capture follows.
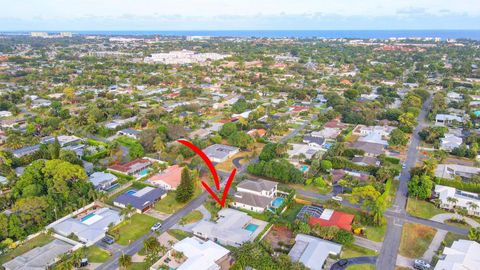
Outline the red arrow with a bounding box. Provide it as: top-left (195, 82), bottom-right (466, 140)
top-left (177, 139), bottom-right (236, 207)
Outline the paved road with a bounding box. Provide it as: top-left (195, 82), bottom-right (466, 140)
top-left (330, 256), bottom-right (378, 270)
top-left (376, 94), bottom-right (433, 270)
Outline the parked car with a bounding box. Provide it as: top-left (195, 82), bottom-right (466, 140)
top-left (102, 235), bottom-right (115, 245)
top-left (414, 259), bottom-right (431, 270)
top-left (332, 195), bottom-right (343, 202)
top-left (337, 259), bottom-right (348, 266)
top-left (151, 222), bottom-right (162, 232)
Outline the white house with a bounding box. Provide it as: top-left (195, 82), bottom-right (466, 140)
top-left (440, 134), bottom-right (463, 152)
top-left (434, 185), bottom-right (480, 216)
top-left (435, 114), bottom-right (464, 126)
top-left (0, 111), bottom-right (12, 118)
top-left (288, 234), bottom-right (342, 270)
top-left (434, 164), bottom-right (480, 180)
top-left (232, 179), bottom-right (277, 213)
top-left (434, 240), bottom-right (480, 270)
top-left (150, 237), bottom-right (230, 270)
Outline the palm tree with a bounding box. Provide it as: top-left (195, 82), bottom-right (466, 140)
top-left (467, 201), bottom-right (479, 215)
top-left (118, 254), bottom-right (132, 270)
top-left (447, 196), bottom-right (459, 216)
top-left (120, 204), bottom-right (135, 222)
top-left (143, 236), bottom-right (160, 255)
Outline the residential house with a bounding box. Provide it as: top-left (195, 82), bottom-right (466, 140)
top-left (147, 165), bottom-right (183, 190)
top-left (51, 207), bottom-right (122, 245)
top-left (3, 239), bottom-right (74, 270)
top-left (302, 135), bottom-right (325, 148)
top-left (434, 185), bottom-right (480, 216)
top-left (435, 114), bottom-right (464, 126)
top-left (191, 208), bottom-right (267, 247)
top-left (434, 164), bottom-right (480, 180)
top-left (351, 156), bottom-right (380, 166)
top-left (440, 134), bottom-right (463, 152)
top-left (351, 141), bottom-right (385, 157)
top-left (298, 205), bottom-right (354, 231)
top-left (108, 158), bottom-right (153, 177)
top-left (288, 234), bottom-right (342, 270)
top-left (113, 186), bottom-right (167, 213)
top-left (288, 143), bottom-right (321, 160)
top-left (150, 237), bottom-right (230, 270)
top-left (117, 128), bottom-right (141, 139)
top-left (88, 172), bottom-right (117, 191)
top-left (202, 144), bottom-right (239, 163)
top-left (232, 179), bottom-right (277, 213)
top-left (434, 240), bottom-right (480, 270)
top-left (0, 111), bottom-right (12, 118)
top-left (247, 129), bottom-right (266, 138)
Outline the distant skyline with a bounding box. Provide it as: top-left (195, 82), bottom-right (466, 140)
top-left (1, 0), bottom-right (479, 30)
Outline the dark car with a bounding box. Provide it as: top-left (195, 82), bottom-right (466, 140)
top-left (102, 235), bottom-right (115, 245)
top-left (337, 259), bottom-right (348, 266)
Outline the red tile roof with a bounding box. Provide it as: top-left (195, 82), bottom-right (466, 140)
top-left (308, 210), bottom-right (354, 231)
top-left (109, 159), bottom-right (151, 173)
top-left (148, 165), bottom-right (182, 189)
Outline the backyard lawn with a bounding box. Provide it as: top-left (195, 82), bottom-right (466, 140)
top-left (399, 223), bottom-right (437, 258)
top-left (0, 234), bottom-right (54, 265)
top-left (286, 183), bottom-right (332, 195)
top-left (154, 185), bottom-right (203, 214)
top-left (86, 246), bottom-right (111, 263)
top-left (406, 198), bottom-right (447, 219)
top-left (340, 244), bottom-right (378, 259)
top-left (128, 262), bottom-right (149, 270)
top-left (180, 210), bottom-right (203, 224)
top-left (110, 214), bottom-right (159, 245)
top-left (168, 229), bottom-right (192, 241)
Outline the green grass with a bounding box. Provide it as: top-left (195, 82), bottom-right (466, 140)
top-left (282, 202), bottom-right (304, 222)
top-left (154, 185), bottom-right (202, 214)
top-left (180, 210), bottom-right (203, 225)
top-left (346, 264), bottom-right (376, 270)
top-left (341, 244), bottom-right (378, 259)
top-left (86, 246), bottom-right (111, 263)
top-left (406, 198), bottom-right (447, 219)
top-left (445, 219), bottom-right (471, 229)
top-left (399, 223), bottom-right (437, 258)
top-left (110, 214), bottom-right (159, 245)
top-left (443, 232), bottom-right (468, 247)
top-left (386, 180), bottom-right (399, 207)
top-left (127, 262), bottom-right (149, 270)
top-left (0, 234), bottom-right (54, 265)
top-left (168, 229), bottom-right (192, 241)
top-left (364, 225), bottom-right (387, 242)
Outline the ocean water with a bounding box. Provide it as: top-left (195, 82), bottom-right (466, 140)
top-left (70, 30), bottom-right (480, 40)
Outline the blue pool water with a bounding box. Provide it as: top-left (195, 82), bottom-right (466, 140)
top-left (126, 189), bottom-right (137, 195)
top-left (81, 213), bottom-right (96, 222)
top-left (299, 165), bottom-right (309, 173)
top-left (138, 168), bottom-right (151, 177)
top-left (245, 224), bottom-right (259, 232)
top-left (272, 197), bottom-right (285, 208)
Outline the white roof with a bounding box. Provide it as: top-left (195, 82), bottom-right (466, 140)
top-left (191, 208), bottom-right (252, 244)
top-left (52, 207), bottom-right (121, 244)
top-left (173, 237), bottom-right (229, 270)
top-left (288, 234), bottom-right (342, 270)
top-left (89, 172), bottom-right (117, 186)
top-left (435, 240), bottom-right (480, 270)
top-left (434, 185), bottom-right (480, 208)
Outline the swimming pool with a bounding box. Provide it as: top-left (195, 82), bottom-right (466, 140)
top-left (299, 165), bottom-right (309, 173)
top-left (126, 189), bottom-right (137, 195)
top-left (272, 197), bottom-right (285, 208)
top-left (138, 168), bottom-right (151, 177)
top-left (81, 213), bottom-right (96, 222)
top-left (245, 223), bottom-right (258, 233)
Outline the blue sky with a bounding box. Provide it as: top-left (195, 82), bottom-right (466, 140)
top-left (1, 0), bottom-right (479, 30)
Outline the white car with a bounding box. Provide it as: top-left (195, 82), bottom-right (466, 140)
top-left (332, 195), bottom-right (343, 202)
top-left (151, 222), bottom-right (162, 232)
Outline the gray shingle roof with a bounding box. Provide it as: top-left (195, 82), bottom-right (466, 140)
top-left (114, 187), bottom-right (166, 210)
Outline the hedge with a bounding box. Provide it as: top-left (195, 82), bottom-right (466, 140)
top-left (329, 157), bottom-right (378, 175)
top-left (435, 177), bottom-right (480, 193)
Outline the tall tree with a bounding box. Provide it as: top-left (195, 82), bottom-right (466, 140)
top-left (176, 167), bottom-right (194, 203)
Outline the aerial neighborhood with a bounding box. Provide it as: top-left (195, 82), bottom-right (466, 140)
top-left (0, 31), bottom-right (479, 270)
